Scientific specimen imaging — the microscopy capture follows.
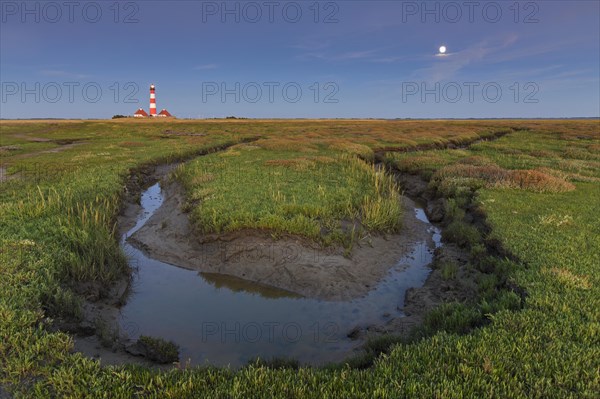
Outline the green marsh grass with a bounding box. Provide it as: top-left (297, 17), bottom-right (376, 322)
top-left (1, 119), bottom-right (598, 397)
top-left (174, 147), bottom-right (402, 246)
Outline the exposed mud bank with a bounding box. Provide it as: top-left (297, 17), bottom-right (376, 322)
top-left (72, 157), bottom-right (448, 365)
top-left (125, 177), bottom-right (433, 301)
top-left (114, 177), bottom-right (447, 366)
top-left (349, 130), bottom-right (526, 340)
top-left (70, 131), bottom-right (520, 366)
top-left (343, 173), bottom-right (479, 340)
top-left (66, 140), bottom-right (261, 365)
top-left (394, 169), bottom-right (522, 265)
top-left (112, 162), bottom-right (479, 362)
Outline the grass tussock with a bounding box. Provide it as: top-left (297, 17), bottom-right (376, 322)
top-left (137, 336), bottom-right (180, 364)
top-left (360, 171), bottom-right (402, 232)
top-left (431, 164), bottom-right (575, 193)
top-left (509, 169), bottom-right (576, 192)
top-left (327, 141), bottom-right (374, 160)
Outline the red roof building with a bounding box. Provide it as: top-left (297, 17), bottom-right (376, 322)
top-left (133, 108), bottom-right (148, 117)
top-left (157, 109), bottom-right (173, 117)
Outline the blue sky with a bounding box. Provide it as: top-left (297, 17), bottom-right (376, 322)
top-left (1, 0), bottom-right (599, 118)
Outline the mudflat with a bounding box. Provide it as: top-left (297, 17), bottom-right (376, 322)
top-left (125, 178), bottom-right (433, 301)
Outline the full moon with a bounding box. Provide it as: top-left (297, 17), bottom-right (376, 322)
top-left (439, 46), bottom-right (447, 54)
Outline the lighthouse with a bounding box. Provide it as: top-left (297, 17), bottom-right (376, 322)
top-left (131, 84), bottom-right (173, 118)
top-left (149, 84), bottom-right (157, 117)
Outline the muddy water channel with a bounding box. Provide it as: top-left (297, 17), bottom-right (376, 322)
top-left (118, 182), bottom-right (441, 367)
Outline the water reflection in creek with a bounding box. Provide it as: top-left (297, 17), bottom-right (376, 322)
top-left (119, 183), bottom-right (441, 367)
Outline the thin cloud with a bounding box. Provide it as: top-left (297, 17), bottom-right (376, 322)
top-left (370, 55), bottom-right (410, 63)
top-left (488, 39), bottom-right (578, 64)
top-left (38, 69), bottom-right (91, 79)
top-left (413, 34), bottom-right (520, 81)
top-left (290, 40), bottom-right (332, 51)
top-left (193, 64), bottom-right (218, 70)
top-left (298, 49), bottom-right (380, 62)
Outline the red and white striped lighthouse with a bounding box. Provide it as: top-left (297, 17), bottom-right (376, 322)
top-left (149, 84), bottom-right (157, 117)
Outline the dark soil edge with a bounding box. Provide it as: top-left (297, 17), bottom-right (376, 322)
top-left (57, 129), bottom-right (526, 369)
top-left (340, 129), bottom-right (528, 368)
top-left (54, 136), bottom-right (263, 366)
